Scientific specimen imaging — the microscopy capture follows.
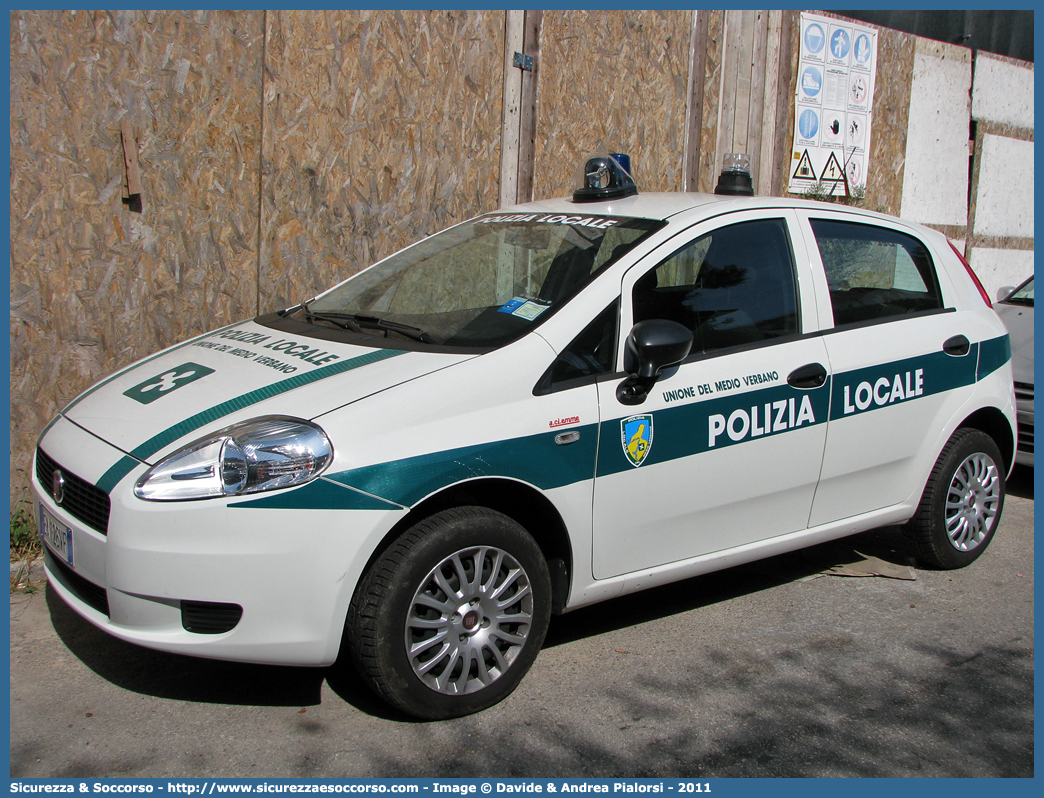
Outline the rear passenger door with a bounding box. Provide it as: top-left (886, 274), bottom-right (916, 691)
top-left (798, 212), bottom-right (979, 527)
top-left (591, 211), bottom-right (831, 580)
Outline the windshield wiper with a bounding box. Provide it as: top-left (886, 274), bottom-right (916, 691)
top-left (349, 315), bottom-right (439, 344)
top-left (299, 303), bottom-right (437, 343)
top-left (300, 303), bottom-right (366, 333)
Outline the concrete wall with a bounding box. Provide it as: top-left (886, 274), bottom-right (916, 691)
top-left (896, 43), bottom-right (1035, 298)
top-left (899, 41), bottom-right (972, 228)
top-left (968, 53), bottom-right (1035, 298)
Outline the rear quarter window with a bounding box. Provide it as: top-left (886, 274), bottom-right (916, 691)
top-left (810, 219), bottom-right (944, 327)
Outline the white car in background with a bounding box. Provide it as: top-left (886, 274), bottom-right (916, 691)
top-left (994, 276), bottom-right (1033, 466)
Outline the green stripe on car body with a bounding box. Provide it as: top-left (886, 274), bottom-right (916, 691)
top-left (324, 424), bottom-right (601, 509)
top-left (597, 379), bottom-right (831, 479)
top-left (98, 333), bottom-right (1012, 503)
top-left (977, 333), bottom-right (1011, 380)
top-left (828, 344), bottom-right (980, 421)
top-left (37, 322), bottom-right (242, 446)
top-left (95, 348), bottom-right (406, 494)
top-left (323, 334), bottom-right (1012, 509)
top-left (229, 477), bottom-right (405, 511)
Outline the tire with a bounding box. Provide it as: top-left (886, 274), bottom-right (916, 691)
top-left (345, 506), bottom-right (552, 720)
top-left (907, 428), bottom-right (1005, 570)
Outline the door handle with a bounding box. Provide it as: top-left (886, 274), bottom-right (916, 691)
top-left (788, 363), bottom-right (828, 389)
top-left (943, 335), bottom-right (971, 356)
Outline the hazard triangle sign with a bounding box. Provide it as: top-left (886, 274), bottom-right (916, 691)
top-left (792, 150), bottom-right (816, 182)
top-left (821, 151), bottom-right (846, 183)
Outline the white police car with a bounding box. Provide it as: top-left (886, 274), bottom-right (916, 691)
top-left (34, 154), bottom-right (1016, 719)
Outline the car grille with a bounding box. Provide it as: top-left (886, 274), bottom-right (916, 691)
top-left (181, 601), bottom-right (243, 634)
top-left (1017, 421), bottom-right (1034, 455)
top-left (44, 549), bottom-right (110, 617)
top-left (36, 448), bottom-right (111, 535)
top-left (1013, 383), bottom-right (1034, 455)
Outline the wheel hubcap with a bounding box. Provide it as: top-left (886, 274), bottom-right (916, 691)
top-left (944, 452), bottom-right (1001, 551)
top-left (405, 546), bottom-right (534, 696)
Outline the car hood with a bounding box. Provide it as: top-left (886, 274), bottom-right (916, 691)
top-left (994, 303), bottom-right (1034, 385)
top-left (60, 319), bottom-right (472, 463)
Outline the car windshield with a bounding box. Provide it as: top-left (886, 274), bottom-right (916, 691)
top-left (1004, 277), bottom-right (1034, 305)
top-left (298, 212), bottom-right (663, 349)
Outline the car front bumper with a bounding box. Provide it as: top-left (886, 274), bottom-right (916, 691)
top-left (33, 417), bottom-right (406, 667)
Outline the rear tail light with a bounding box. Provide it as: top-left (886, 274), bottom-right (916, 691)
top-left (948, 240), bottom-right (992, 308)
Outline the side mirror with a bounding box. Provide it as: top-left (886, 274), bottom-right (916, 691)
top-left (617, 319), bottom-right (693, 405)
top-left (996, 285), bottom-right (1015, 302)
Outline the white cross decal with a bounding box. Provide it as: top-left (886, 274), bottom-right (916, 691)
top-left (140, 368), bottom-right (197, 393)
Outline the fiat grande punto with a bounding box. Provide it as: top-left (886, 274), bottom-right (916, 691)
top-left (34, 155), bottom-right (1016, 719)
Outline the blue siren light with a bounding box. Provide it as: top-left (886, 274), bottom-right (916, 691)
top-left (572, 153), bottom-right (638, 203)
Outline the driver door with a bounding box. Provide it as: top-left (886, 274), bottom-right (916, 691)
top-left (591, 211), bottom-right (830, 579)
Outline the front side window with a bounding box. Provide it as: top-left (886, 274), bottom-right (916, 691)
top-left (632, 218), bottom-right (799, 354)
top-left (536, 301), bottom-right (619, 394)
top-left (809, 219), bottom-right (943, 327)
top-left (295, 213), bottom-right (662, 350)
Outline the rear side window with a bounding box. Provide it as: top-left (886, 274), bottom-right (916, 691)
top-left (810, 219), bottom-right (944, 327)
top-left (632, 218), bottom-right (799, 354)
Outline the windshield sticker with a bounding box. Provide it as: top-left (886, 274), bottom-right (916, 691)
top-left (498, 297), bottom-right (550, 320)
top-left (477, 213), bottom-right (624, 230)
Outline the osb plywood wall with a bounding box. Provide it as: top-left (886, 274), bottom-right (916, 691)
top-left (9, 9), bottom-right (1007, 512)
top-left (861, 26), bottom-right (916, 216)
top-left (11, 10), bottom-right (265, 504)
top-left (9, 9), bottom-right (504, 510)
top-left (258, 10), bottom-right (504, 311)
top-left (532, 10), bottom-right (692, 200)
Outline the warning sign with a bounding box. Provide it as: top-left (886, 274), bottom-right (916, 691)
top-left (792, 150), bottom-right (817, 182)
top-left (789, 11), bottom-right (877, 196)
top-left (821, 151), bottom-right (846, 183)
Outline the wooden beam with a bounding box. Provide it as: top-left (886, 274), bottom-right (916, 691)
top-left (516, 10), bottom-right (543, 204)
top-left (758, 10), bottom-right (783, 195)
top-left (499, 10), bottom-right (525, 209)
top-left (715, 10), bottom-right (741, 173)
top-left (683, 11), bottom-right (709, 192)
top-left (732, 10), bottom-right (756, 155)
top-left (747, 10), bottom-right (769, 191)
top-left (120, 118), bottom-right (142, 199)
top-left (772, 10), bottom-right (798, 196)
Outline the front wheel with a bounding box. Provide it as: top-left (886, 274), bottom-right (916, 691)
top-left (906, 428), bottom-right (1005, 569)
top-left (345, 507), bottom-right (551, 720)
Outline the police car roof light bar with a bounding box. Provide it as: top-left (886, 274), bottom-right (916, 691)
top-left (714, 152), bottom-right (754, 196)
top-left (572, 153), bottom-right (638, 203)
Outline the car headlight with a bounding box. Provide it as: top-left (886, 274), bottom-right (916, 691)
top-left (134, 417), bottom-right (333, 501)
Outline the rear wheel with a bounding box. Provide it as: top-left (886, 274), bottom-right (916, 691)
top-left (907, 428), bottom-right (1005, 569)
top-left (345, 506), bottom-right (551, 719)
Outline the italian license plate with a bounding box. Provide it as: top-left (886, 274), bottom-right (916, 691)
top-left (39, 503), bottom-right (74, 566)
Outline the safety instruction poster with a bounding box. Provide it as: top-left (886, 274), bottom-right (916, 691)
top-left (788, 12), bottom-right (878, 196)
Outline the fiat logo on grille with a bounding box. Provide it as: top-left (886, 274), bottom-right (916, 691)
top-left (52, 469), bottom-right (65, 505)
